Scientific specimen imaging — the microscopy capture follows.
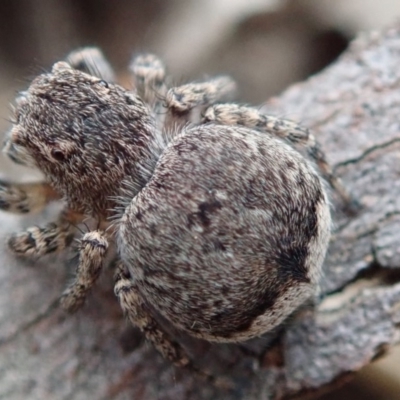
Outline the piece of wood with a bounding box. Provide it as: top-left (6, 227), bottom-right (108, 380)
top-left (1, 24), bottom-right (400, 400)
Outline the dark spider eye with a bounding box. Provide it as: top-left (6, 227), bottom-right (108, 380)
top-left (125, 94), bottom-right (135, 105)
top-left (51, 148), bottom-right (66, 162)
top-left (98, 80), bottom-right (109, 88)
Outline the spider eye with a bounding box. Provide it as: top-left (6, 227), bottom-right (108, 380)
top-left (51, 148), bottom-right (66, 162)
top-left (125, 94), bottom-right (136, 105)
top-left (98, 80), bottom-right (109, 88)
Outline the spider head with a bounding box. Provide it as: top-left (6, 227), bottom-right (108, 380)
top-left (3, 62), bottom-right (154, 216)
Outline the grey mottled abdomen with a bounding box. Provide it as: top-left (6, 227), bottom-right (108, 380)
top-left (118, 124), bottom-right (331, 342)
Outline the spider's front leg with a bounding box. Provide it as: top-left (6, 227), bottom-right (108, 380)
top-left (203, 103), bottom-right (359, 214)
top-left (114, 262), bottom-right (190, 368)
top-left (0, 180), bottom-right (60, 214)
top-left (66, 47), bottom-right (115, 82)
top-left (0, 180), bottom-right (77, 257)
top-left (8, 208), bottom-right (83, 258)
top-left (164, 76), bottom-right (237, 127)
top-left (130, 53), bottom-right (167, 118)
top-left (61, 230), bottom-right (108, 313)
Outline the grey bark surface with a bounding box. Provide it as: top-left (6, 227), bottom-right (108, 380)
top-left (1, 24), bottom-right (400, 400)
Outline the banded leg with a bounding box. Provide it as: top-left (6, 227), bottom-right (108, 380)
top-left (61, 230), bottom-right (108, 313)
top-left (114, 262), bottom-right (190, 368)
top-left (130, 53), bottom-right (167, 123)
top-left (203, 104), bottom-right (359, 213)
top-left (0, 180), bottom-right (60, 214)
top-left (165, 76), bottom-right (237, 127)
top-left (66, 47), bottom-right (115, 82)
top-left (8, 208), bottom-right (83, 257)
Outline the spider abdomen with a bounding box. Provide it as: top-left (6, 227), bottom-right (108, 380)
top-left (118, 124), bottom-right (331, 341)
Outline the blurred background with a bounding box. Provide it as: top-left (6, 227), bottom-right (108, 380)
top-left (0, 0), bottom-right (400, 398)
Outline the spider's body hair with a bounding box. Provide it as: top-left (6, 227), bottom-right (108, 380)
top-left (110, 124), bottom-right (182, 225)
top-left (2, 48), bottom-right (341, 369)
top-left (118, 124), bottom-right (330, 341)
top-left (5, 62), bottom-right (155, 217)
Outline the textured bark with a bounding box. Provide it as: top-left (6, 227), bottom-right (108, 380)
top-left (1, 24), bottom-right (400, 400)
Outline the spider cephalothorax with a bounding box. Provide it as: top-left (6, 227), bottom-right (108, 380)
top-left (1, 47), bottom-right (354, 376)
top-left (4, 61), bottom-right (154, 216)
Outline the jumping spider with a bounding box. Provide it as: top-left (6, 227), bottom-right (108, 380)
top-left (1, 47), bottom-right (355, 375)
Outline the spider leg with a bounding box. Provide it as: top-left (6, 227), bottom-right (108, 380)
top-left (66, 47), bottom-right (115, 82)
top-left (203, 104), bottom-right (359, 214)
top-left (114, 261), bottom-right (190, 368)
top-left (61, 230), bottom-right (108, 313)
top-left (0, 180), bottom-right (60, 214)
top-left (165, 76), bottom-right (237, 128)
top-left (130, 53), bottom-right (167, 128)
top-left (7, 208), bottom-right (83, 257)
